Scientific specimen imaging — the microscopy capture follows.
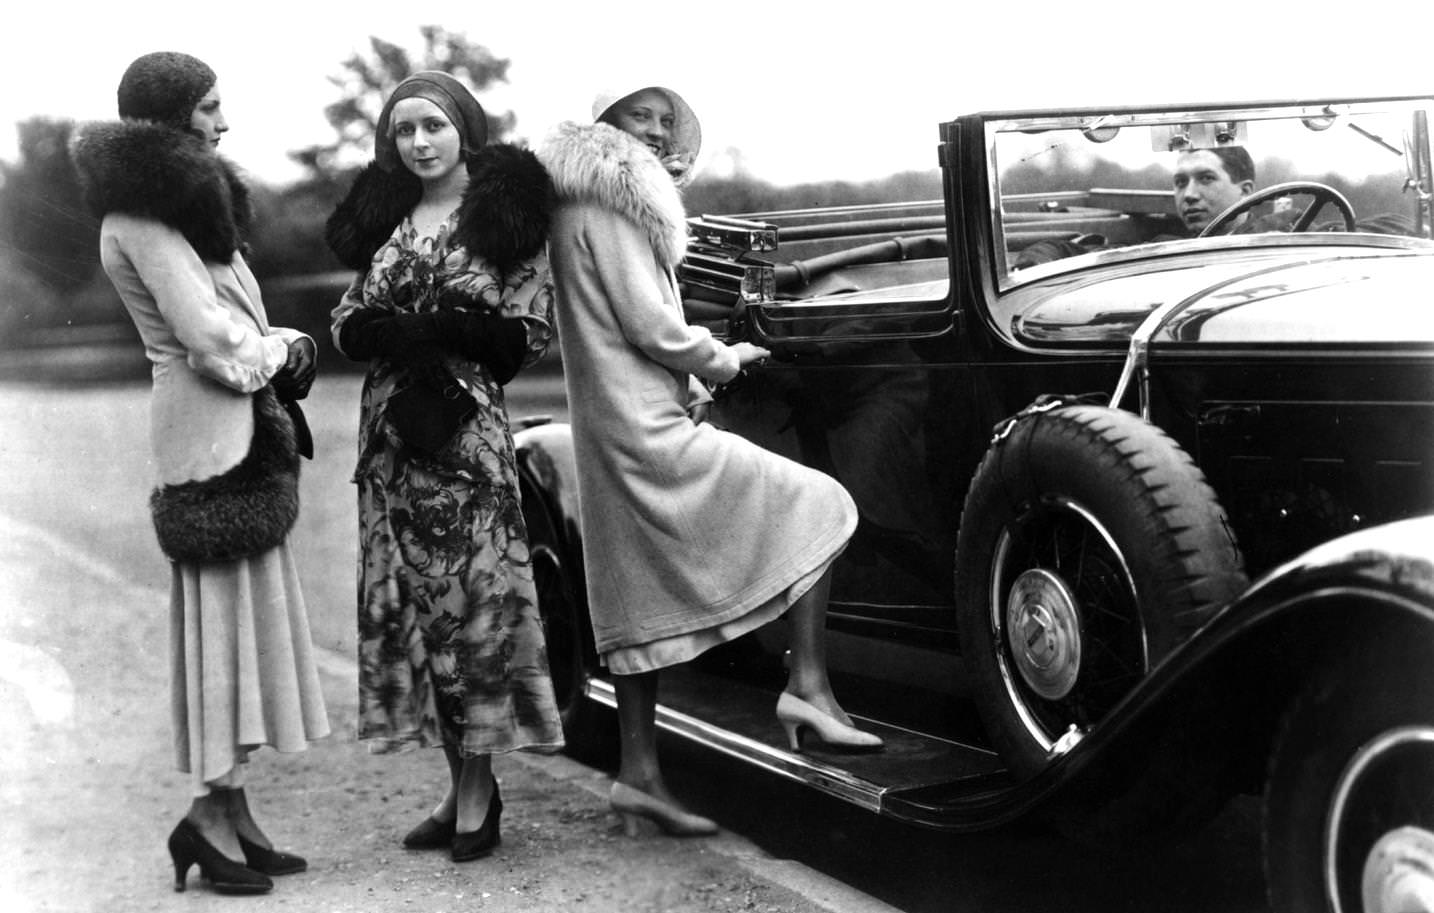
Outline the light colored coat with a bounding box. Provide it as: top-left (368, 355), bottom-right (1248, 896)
top-left (540, 122), bottom-right (856, 656)
top-left (99, 215), bottom-right (305, 486)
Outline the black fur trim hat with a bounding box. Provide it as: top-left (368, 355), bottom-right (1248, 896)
top-left (118, 51), bottom-right (216, 129)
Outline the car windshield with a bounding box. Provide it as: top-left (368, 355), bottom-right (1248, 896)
top-left (988, 99), bottom-right (1434, 288)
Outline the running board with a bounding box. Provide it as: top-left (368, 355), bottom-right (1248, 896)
top-left (583, 670), bottom-right (1013, 828)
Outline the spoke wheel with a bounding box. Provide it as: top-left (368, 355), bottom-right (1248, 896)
top-left (1265, 641), bottom-right (1434, 913)
top-left (956, 404), bottom-right (1246, 777)
top-left (992, 497), bottom-right (1146, 754)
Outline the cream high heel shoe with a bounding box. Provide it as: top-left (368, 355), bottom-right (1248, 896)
top-left (776, 692), bottom-right (884, 752)
top-left (610, 782), bottom-right (718, 837)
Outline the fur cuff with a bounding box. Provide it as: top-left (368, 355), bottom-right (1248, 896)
top-left (150, 388), bottom-right (300, 563)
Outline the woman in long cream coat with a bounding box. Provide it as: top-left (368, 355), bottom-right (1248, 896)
top-left (540, 85), bottom-right (883, 837)
top-left (72, 52), bottom-right (328, 896)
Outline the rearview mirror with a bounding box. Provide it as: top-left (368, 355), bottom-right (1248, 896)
top-left (1152, 121), bottom-right (1247, 152)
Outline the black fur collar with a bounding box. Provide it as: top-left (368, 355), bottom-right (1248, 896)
top-left (325, 144), bottom-right (552, 277)
top-left (70, 120), bottom-right (252, 264)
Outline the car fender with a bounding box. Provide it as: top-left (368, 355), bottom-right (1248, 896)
top-left (1036, 516), bottom-right (1434, 833)
top-left (513, 420), bottom-right (583, 564)
top-left (888, 516), bottom-right (1434, 832)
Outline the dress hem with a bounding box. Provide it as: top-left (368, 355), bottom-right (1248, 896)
top-left (593, 504), bottom-right (857, 655)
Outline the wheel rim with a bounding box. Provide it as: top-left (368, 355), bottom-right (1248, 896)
top-left (990, 495), bottom-right (1146, 755)
top-left (1326, 726), bottom-right (1434, 913)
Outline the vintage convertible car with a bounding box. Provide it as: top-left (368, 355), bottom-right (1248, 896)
top-left (515, 95), bottom-right (1434, 912)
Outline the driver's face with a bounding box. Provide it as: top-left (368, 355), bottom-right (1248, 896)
top-left (1173, 150), bottom-right (1253, 231)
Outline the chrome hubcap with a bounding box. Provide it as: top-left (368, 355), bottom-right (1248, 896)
top-left (1005, 568), bottom-right (1082, 701)
top-left (1362, 827), bottom-right (1434, 913)
top-left (1329, 727), bottom-right (1434, 913)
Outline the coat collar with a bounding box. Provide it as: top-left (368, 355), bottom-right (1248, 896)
top-left (70, 119), bottom-right (251, 264)
top-left (324, 143), bottom-right (553, 275)
top-left (538, 121), bottom-right (688, 271)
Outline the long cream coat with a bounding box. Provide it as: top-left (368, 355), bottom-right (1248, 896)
top-left (73, 118), bottom-right (329, 792)
top-left (541, 122), bottom-right (856, 658)
top-left (99, 215), bottom-right (306, 486)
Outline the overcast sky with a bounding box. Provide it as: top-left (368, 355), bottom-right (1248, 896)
top-left (4, 0), bottom-right (1432, 187)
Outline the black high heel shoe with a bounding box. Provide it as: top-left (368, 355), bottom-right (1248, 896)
top-left (451, 781), bottom-right (502, 862)
top-left (238, 834), bottom-right (307, 875)
top-left (401, 814), bottom-right (456, 850)
top-left (167, 819), bottom-right (272, 894)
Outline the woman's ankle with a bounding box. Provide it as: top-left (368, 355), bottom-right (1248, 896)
top-left (781, 683), bottom-right (850, 723)
top-left (185, 798), bottom-right (244, 856)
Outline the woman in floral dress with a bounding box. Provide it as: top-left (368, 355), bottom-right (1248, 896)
top-left (326, 71), bottom-right (563, 863)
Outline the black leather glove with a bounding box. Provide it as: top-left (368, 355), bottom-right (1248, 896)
top-left (270, 337), bottom-right (317, 401)
top-left (434, 309), bottom-right (529, 385)
top-left (339, 306), bottom-right (527, 384)
top-left (337, 309), bottom-right (445, 364)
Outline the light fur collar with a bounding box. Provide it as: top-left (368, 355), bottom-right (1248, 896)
top-left (539, 121), bottom-right (687, 270)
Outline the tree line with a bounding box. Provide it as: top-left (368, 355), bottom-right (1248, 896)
top-left (0, 27), bottom-right (946, 350)
top-left (34, 27), bottom-right (1417, 349)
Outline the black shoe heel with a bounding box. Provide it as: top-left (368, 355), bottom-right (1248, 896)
top-left (167, 819), bottom-right (272, 895)
top-left (238, 835), bottom-right (307, 875)
top-left (451, 781), bottom-right (503, 862)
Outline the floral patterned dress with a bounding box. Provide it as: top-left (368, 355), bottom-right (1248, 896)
top-left (332, 213), bottom-right (564, 757)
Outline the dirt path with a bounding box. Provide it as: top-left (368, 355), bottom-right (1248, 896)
top-left (0, 379), bottom-right (893, 913)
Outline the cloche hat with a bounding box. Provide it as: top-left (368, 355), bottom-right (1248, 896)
top-left (374, 70), bottom-right (488, 173)
top-left (592, 85), bottom-right (701, 174)
top-left (117, 51), bottom-right (216, 130)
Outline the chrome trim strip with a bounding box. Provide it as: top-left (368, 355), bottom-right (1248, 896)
top-left (1109, 258), bottom-right (1325, 416)
top-left (583, 679), bottom-right (894, 812)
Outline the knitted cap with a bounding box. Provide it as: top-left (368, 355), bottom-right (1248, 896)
top-left (374, 70), bottom-right (488, 173)
top-left (117, 51), bottom-right (216, 129)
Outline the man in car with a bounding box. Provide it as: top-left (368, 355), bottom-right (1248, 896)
top-left (1016, 145), bottom-right (1263, 267)
top-left (1171, 146), bottom-right (1255, 234)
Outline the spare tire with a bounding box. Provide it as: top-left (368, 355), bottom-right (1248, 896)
top-left (954, 401), bottom-right (1248, 777)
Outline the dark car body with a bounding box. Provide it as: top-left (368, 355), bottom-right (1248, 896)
top-left (515, 96), bottom-right (1434, 911)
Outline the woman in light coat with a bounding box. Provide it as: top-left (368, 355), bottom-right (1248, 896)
top-left (540, 85), bottom-right (883, 837)
top-left (72, 51), bottom-right (329, 896)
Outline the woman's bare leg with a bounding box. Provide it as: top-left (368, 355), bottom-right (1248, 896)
top-left (781, 566), bottom-right (852, 723)
top-left (187, 790), bottom-right (242, 860)
top-left (613, 671), bottom-right (666, 795)
top-left (454, 753), bottom-right (495, 833)
top-left (427, 745), bottom-right (463, 822)
top-left (229, 788), bottom-right (270, 848)
top-left (610, 670), bottom-right (716, 835)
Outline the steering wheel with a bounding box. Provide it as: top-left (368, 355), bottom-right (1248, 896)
top-left (1198, 181), bottom-right (1357, 238)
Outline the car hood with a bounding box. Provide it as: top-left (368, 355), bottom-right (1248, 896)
top-left (1008, 242), bottom-right (1434, 346)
